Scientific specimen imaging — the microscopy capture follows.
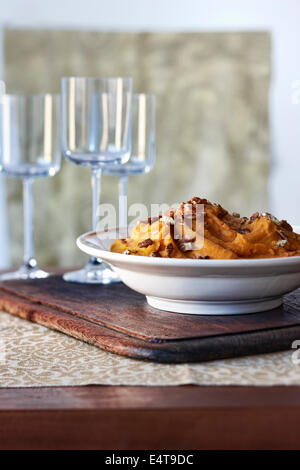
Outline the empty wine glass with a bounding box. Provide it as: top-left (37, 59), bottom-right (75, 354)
top-left (103, 93), bottom-right (155, 230)
top-left (0, 93), bottom-right (61, 281)
top-left (61, 77), bottom-right (132, 284)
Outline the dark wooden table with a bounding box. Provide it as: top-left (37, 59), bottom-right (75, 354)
top-left (1, 385), bottom-right (300, 449)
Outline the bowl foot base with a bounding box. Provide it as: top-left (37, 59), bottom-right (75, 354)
top-left (146, 296), bottom-right (283, 315)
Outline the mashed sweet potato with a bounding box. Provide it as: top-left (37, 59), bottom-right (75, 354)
top-left (111, 197), bottom-right (300, 259)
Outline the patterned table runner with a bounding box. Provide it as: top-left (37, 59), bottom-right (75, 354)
top-left (0, 311), bottom-right (299, 387)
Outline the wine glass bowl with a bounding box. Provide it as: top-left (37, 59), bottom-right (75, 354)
top-left (0, 94), bottom-right (61, 178)
top-left (103, 93), bottom-right (156, 229)
top-left (104, 94), bottom-right (155, 176)
top-left (62, 77), bottom-right (132, 167)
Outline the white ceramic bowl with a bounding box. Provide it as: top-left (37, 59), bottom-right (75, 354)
top-left (77, 227), bottom-right (300, 315)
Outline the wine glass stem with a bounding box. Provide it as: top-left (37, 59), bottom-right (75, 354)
top-left (23, 177), bottom-right (35, 268)
top-left (91, 168), bottom-right (102, 265)
top-left (118, 175), bottom-right (128, 229)
top-left (91, 168), bottom-right (102, 232)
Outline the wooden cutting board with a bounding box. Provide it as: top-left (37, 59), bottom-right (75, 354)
top-left (0, 275), bottom-right (300, 363)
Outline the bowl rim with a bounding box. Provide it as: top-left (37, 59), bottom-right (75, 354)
top-left (77, 229), bottom-right (300, 269)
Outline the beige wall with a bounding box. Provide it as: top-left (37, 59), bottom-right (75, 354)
top-left (4, 29), bottom-right (270, 266)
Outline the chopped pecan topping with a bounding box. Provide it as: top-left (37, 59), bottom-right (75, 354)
top-left (217, 204), bottom-right (228, 218)
top-left (166, 243), bottom-right (174, 257)
top-left (120, 238), bottom-right (127, 244)
top-left (123, 248), bottom-right (138, 255)
top-left (188, 197), bottom-right (210, 205)
top-left (262, 212), bottom-right (281, 226)
top-left (280, 220), bottom-right (292, 231)
top-left (138, 238), bottom-right (154, 248)
top-left (150, 251), bottom-right (162, 257)
top-left (277, 239), bottom-right (288, 247)
top-left (250, 212), bottom-right (259, 222)
top-left (196, 255), bottom-right (210, 259)
top-left (277, 230), bottom-right (287, 240)
top-left (232, 212), bottom-right (240, 218)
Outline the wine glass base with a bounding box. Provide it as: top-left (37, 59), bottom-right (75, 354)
top-left (0, 266), bottom-right (49, 282)
top-left (63, 262), bottom-right (120, 284)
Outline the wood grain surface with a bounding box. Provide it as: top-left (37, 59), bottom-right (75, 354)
top-left (0, 385), bottom-right (300, 449)
top-left (0, 275), bottom-right (300, 363)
